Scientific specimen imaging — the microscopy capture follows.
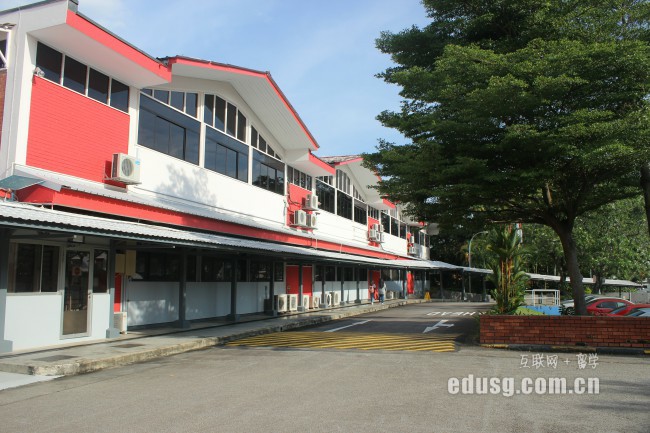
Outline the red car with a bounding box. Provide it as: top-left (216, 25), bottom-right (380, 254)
top-left (586, 298), bottom-right (634, 316)
top-left (606, 303), bottom-right (650, 316)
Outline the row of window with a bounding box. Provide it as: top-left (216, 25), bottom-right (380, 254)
top-left (142, 88), bottom-right (198, 118)
top-left (287, 166), bottom-right (313, 191)
top-left (36, 42), bottom-right (129, 112)
top-left (7, 243), bottom-right (108, 293)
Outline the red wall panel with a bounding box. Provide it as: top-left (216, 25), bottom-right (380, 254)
top-left (26, 77), bottom-right (129, 182)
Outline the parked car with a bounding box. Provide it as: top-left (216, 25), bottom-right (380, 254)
top-left (586, 298), bottom-right (635, 316)
top-left (607, 303), bottom-right (650, 316)
top-left (624, 307), bottom-right (650, 317)
top-left (560, 295), bottom-right (601, 315)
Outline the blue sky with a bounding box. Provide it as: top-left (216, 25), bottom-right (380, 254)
top-left (1, 0), bottom-right (430, 156)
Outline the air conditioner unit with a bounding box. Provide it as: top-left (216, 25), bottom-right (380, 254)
top-left (113, 312), bottom-right (127, 334)
top-left (408, 245), bottom-right (419, 256)
top-left (288, 294), bottom-right (298, 311)
top-left (274, 294), bottom-right (288, 312)
top-left (111, 153), bottom-right (141, 184)
top-left (311, 294), bottom-right (320, 309)
top-left (306, 213), bottom-right (318, 229)
top-left (331, 291), bottom-right (340, 306)
top-left (302, 295), bottom-right (310, 310)
top-left (304, 193), bottom-right (319, 211)
top-left (372, 223), bottom-right (384, 233)
top-left (293, 210), bottom-right (308, 227)
top-left (325, 292), bottom-right (332, 307)
top-left (369, 229), bottom-right (383, 242)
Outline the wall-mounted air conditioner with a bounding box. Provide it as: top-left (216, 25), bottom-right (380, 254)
top-left (111, 153), bottom-right (141, 184)
top-left (293, 210), bottom-right (308, 227)
top-left (274, 294), bottom-right (288, 312)
top-left (288, 294), bottom-right (298, 311)
top-left (369, 229), bottom-right (383, 243)
top-left (331, 291), bottom-right (340, 306)
top-left (408, 245), bottom-right (419, 256)
top-left (311, 294), bottom-right (320, 309)
top-left (306, 213), bottom-right (318, 229)
top-left (302, 294), bottom-right (310, 310)
top-left (304, 193), bottom-right (319, 211)
top-left (372, 223), bottom-right (384, 233)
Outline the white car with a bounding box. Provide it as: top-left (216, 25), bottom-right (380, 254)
top-left (560, 295), bottom-right (600, 315)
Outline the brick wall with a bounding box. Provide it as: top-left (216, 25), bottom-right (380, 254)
top-left (480, 315), bottom-right (650, 348)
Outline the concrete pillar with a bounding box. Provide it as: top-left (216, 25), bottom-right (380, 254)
top-left (228, 257), bottom-right (239, 321)
top-left (319, 264), bottom-right (327, 308)
top-left (105, 239), bottom-right (120, 338)
top-left (355, 267), bottom-right (361, 304)
top-left (177, 248), bottom-right (190, 328)
top-left (297, 263), bottom-right (306, 312)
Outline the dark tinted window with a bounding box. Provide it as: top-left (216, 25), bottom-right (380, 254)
top-left (154, 90), bottom-right (169, 103)
top-left (170, 91), bottom-right (184, 111)
top-left (252, 150), bottom-right (285, 195)
top-left (237, 112), bottom-right (247, 141)
top-left (226, 102), bottom-right (237, 136)
top-left (88, 69), bottom-right (109, 103)
top-left (354, 203), bottom-right (367, 225)
top-left (110, 80), bottom-right (129, 112)
top-left (36, 42), bottom-right (62, 82)
top-left (215, 96), bottom-right (226, 130)
top-left (204, 126), bottom-right (249, 181)
top-left (63, 56), bottom-right (87, 94)
top-left (316, 180), bottom-right (335, 213)
top-left (337, 192), bottom-right (352, 220)
top-left (204, 94), bottom-right (214, 126)
top-left (185, 93), bottom-right (197, 117)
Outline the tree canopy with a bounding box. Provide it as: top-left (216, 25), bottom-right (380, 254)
top-left (365, 0), bottom-right (650, 314)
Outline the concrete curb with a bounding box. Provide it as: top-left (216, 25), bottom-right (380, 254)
top-left (4, 299), bottom-right (417, 377)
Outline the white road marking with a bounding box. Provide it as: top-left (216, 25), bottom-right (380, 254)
top-left (325, 320), bottom-right (371, 332)
top-left (423, 319), bottom-right (455, 333)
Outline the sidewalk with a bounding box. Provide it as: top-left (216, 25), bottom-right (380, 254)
top-left (0, 299), bottom-right (412, 380)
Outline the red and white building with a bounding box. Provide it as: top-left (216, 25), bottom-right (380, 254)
top-left (0, 0), bottom-right (444, 353)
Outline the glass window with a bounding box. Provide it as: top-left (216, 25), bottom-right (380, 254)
top-left (154, 89), bottom-right (169, 103)
top-left (251, 127), bottom-right (258, 149)
top-left (316, 180), bottom-right (335, 213)
top-left (204, 126), bottom-right (249, 181)
top-left (92, 250), bottom-right (108, 293)
top-left (170, 91), bottom-right (184, 111)
top-left (400, 223), bottom-right (407, 239)
top-left (63, 56), bottom-right (87, 94)
top-left (215, 96), bottom-right (226, 130)
top-left (354, 203), bottom-right (367, 225)
top-left (8, 243), bottom-right (59, 293)
top-left (237, 112), bottom-right (247, 142)
top-left (138, 95), bottom-right (200, 164)
top-left (259, 136), bottom-right (267, 153)
top-left (391, 217), bottom-right (399, 237)
top-left (337, 192), bottom-right (352, 220)
top-left (36, 42), bottom-right (62, 83)
top-left (226, 102), bottom-right (237, 136)
top-left (204, 94), bottom-right (214, 126)
top-left (88, 69), bottom-right (109, 104)
top-left (185, 93), bottom-right (197, 118)
top-left (381, 213), bottom-right (391, 234)
top-left (252, 150), bottom-right (285, 195)
top-left (110, 79), bottom-right (129, 113)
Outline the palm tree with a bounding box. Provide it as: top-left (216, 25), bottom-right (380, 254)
top-left (486, 225), bottom-right (529, 314)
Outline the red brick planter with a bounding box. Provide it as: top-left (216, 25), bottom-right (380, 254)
top-left (480, 315), bottom-right (650, 348)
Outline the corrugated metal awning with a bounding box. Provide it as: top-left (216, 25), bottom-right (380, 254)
top-left (0, 201), bottom-right (456, 270)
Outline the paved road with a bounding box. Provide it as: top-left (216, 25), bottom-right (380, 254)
top-left (228, 302), bottom-right (490, 353)
top-left (0, 302), bottom-right (647, 432)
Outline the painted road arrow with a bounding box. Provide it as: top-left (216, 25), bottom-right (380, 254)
top-left (423, 319), bottom-right (455, 333)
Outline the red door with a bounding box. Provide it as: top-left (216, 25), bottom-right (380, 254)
top-left (285, 265), bottom-right (313, 295)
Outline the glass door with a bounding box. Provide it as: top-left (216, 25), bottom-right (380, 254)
top-left (63, 249), bottom-right (91, 336)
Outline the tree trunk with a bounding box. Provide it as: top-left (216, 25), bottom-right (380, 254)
top-left (554, 223), bottom-right (587, 315)
top-left (640, 164), bottom-right (650, 237)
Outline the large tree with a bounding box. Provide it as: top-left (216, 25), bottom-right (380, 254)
top-left (365, 0), bottom-right (650, 315)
